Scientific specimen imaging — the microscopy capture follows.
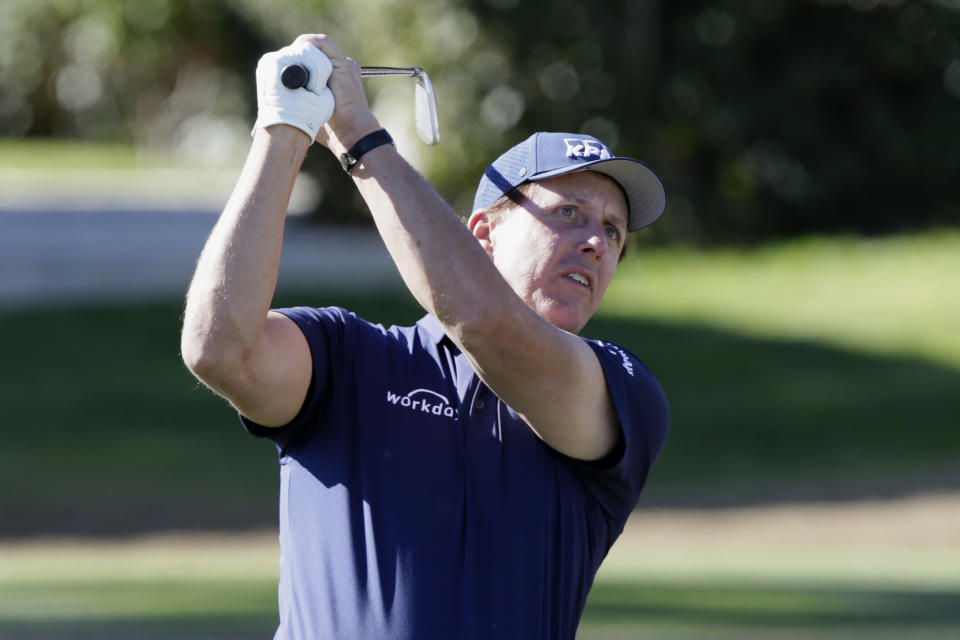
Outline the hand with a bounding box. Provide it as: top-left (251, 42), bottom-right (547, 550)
top-left (294, 34), bottom-right (382, 154)
top-left (253, 38), bottom-right (336, 144)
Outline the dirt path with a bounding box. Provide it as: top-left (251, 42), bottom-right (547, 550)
top-left (0, 173), bottom-right (401, 309)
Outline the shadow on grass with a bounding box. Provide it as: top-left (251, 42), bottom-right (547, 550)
top-left (0, 578), bottom-right (276, 639)
top-left (581, 579), bottom-right (960, 635)
top-left (1, 296), bottom-right (958, 537)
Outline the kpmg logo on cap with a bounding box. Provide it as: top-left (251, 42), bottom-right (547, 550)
top-left (564, 138), bottom-right (611, 161)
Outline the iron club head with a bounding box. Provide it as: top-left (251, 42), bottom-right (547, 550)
top-left (411, 68), bottom-right (439, 147)
top-left (360, 67), bottom-right (439, 146)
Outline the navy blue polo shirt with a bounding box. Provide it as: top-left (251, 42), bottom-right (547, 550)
top-left (243, 306), bottom-right (669, 640)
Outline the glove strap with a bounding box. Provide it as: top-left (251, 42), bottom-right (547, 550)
top-left (340, 129), bottom-right (394, 173)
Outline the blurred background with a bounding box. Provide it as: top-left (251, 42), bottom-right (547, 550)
top-left (1, 0), bottom-right (958, 638)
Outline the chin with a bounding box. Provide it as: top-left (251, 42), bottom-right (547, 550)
top-left (540, 306), bottom-right (589, 334)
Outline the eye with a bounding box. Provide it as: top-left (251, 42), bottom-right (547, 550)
top-left (555, 205), bottom-right (578, 219)
top-left (604, 224), bottom-right (621, 242)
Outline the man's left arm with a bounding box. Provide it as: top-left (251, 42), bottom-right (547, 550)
top-left (311, 35), bottom-right (623, 461)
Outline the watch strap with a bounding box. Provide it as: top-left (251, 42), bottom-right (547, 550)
top-left (340, 129), bottom-right (394, 173)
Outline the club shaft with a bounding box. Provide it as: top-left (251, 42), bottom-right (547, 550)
top-left (361, 67), bottom-right (420, 78)
top-left (281, 64), bottom-right (423, 89)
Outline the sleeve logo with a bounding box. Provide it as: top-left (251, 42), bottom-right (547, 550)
top-left (600, 341), bottom-right (635, 377)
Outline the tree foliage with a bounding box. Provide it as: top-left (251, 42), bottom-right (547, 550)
top-left (2, 0), bottom-right (958, 242)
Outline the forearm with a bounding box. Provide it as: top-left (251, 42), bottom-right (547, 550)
top-left (348, 144), bottom-right (615, 458)
top-left (349, 143), bottom-right (522, 335)
top-left (182, 127), bottom-right (309, 371)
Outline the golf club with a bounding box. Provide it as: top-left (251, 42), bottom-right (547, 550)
top-left (280, 64), bottom-right (439, 146)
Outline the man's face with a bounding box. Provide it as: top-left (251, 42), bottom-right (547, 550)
top-left (473, 171), bottom-right (629, 334)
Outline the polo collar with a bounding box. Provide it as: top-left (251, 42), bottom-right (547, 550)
top-left (417, 313), bottom-right (449, 346)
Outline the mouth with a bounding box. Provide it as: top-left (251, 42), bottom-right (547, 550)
top-left (562, 271), bottom-right (592, 291)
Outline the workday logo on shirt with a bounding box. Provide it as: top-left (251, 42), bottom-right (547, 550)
top-left (386, 388), bottom-right (459, 420)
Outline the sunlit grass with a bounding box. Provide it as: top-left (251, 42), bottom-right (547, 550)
top-left (608, 230), bottom-right (960, 369)
top-left (0, 139), bottom-right (180, 170)
top-left (0, 537), bottom-right (277, 622)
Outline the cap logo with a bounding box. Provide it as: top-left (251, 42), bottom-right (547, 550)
top-left (564, 138), bottom-right (610, 161)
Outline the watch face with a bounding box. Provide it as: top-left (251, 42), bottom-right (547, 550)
top-left (340, 153), bottom-right (357, 173)
top-left (341, 130), bottom-right (392, 172)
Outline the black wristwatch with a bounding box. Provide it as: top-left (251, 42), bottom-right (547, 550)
top-left (339, 129), bottom-right (394, 173)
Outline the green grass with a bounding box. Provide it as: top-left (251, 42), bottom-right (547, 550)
top-left (3, 579), bottom-right (955, 640)
top-left (2, 232), bottom-right (959, 534)
top-left (608, 230), bottom-right (960, 369)
top-left (0, 292), bottom-right (425, 536)
top-left (592, 230), bottom-right (960, 502)
top-left (1, 231), bottom-right (958, 638)
top-left (0, 537), bottom-right (277, 638)
top-left (0, 139), bottom-right (182, 171)
top-left (581, 580), bottom-right (960, 639)
top-left (1, 529), bottom-right (957, 639)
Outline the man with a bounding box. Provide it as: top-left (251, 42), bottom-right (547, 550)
top-left (181, 33), bottom-right (669, 639)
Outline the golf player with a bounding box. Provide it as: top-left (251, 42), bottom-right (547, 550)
top-left (181, 33), bottom-right (669, 639)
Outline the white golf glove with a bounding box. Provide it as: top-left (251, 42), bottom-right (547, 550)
top-left (253, 40), bottom-right (335, 143)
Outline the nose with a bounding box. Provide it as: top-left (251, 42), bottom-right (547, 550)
top-left (579, 227), bottom-right (610, 260)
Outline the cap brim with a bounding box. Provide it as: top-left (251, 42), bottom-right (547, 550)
top-left (530, 157), bottom-right (666, 231)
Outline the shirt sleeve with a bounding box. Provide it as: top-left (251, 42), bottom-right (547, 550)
top-left (239, 306), bottom-right (355, 453)
top-left (570, 339), bottom-right (670, 521)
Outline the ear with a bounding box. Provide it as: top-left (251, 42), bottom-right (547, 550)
top-left (468, 209), bottom-right (495, 258)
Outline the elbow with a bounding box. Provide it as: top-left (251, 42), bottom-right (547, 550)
top-left (180, 332), bottom-right (215, 381)
top-left (180, 329), bottom-right (243, 388)
top-left (181, 339), bottom-right (209, 380)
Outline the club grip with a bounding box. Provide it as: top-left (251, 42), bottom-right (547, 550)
top-left (280, 64), bottom-right (309, 89)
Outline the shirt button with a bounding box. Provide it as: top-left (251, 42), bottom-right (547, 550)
top-left (475, 400), bottom-right (485, 410)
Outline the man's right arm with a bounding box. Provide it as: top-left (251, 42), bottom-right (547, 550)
top-left (180, 126), bottom-right (315, 427)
